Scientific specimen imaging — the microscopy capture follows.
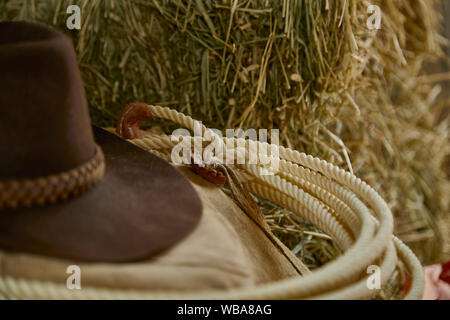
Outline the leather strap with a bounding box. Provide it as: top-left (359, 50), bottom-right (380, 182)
top-left (0, 145), bottom-right (105, 210)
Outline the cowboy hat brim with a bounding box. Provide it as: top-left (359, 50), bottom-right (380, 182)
top-left (0, 126), bottom-right (202, 262)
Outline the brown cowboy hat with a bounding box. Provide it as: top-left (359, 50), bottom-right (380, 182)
top-left (0, 21), bottom-right (202, 262)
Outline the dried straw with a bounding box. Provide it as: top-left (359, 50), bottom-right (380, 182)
top-left (2, 0), bottom-right (449, 268)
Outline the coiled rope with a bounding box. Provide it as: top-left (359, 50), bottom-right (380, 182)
top-left (0, 105), bottom-right (424, 300)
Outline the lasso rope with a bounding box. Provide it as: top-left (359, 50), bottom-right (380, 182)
top-left (0, 105), bottom-right (424, 300)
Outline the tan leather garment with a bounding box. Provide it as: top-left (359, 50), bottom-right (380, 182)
top-left (0, 166), bottom-right (309, 291)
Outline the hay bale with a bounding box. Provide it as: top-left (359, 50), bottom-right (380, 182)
top-left (2, 0), bottom-right (448, 264)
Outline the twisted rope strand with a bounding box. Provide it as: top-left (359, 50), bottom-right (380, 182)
top-left (0, 105), bottom-right (424, 300)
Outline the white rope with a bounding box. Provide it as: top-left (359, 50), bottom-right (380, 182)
top-left (0, 105), bottom-right (424, 300)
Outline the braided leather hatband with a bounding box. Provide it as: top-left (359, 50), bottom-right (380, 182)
top-left (0, 145), bottom-right (105, 210)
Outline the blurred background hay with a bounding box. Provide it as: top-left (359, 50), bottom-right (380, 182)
top-left (2, 0), bottom-right (448, 273)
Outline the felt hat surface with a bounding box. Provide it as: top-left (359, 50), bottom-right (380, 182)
top-left (0, 21), bottom-right (202, 262)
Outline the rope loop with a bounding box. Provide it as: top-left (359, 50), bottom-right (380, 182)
top-left (0, 105), bottom-right (424, 300)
